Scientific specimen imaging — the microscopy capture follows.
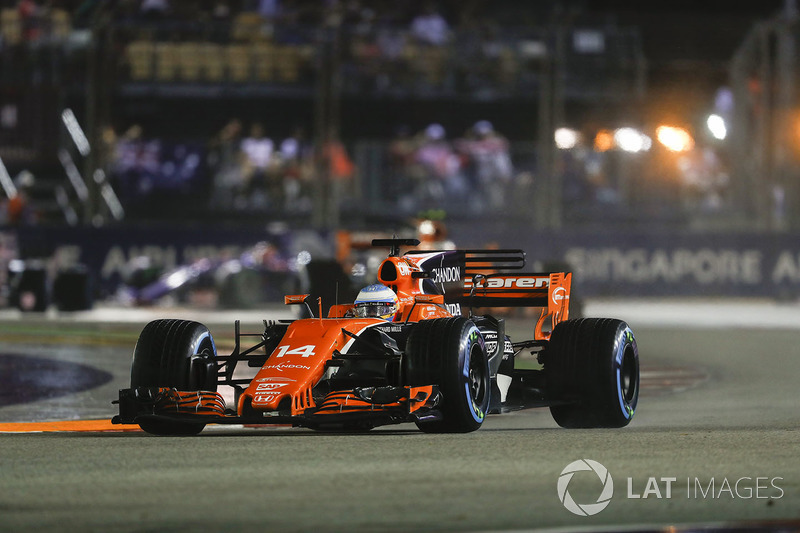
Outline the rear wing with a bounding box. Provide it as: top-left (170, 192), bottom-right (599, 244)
top-left (462, 272), bottom-right (571, 311)
top-left (465, 271), bottom-right (571, 340)
top-left (404, 249), bottom-right (571, 309)
top-left (404, 248), bottom-right (571, 339)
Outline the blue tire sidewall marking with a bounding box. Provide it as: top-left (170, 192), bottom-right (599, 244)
top-left (190, 330), bottom-right (216, 390)
top-left (193, 331), bottom-right (216, 357)
top-left (461, 324), bottom-right (486, 423)
top-left (614, 326), bottom-right (636, 420)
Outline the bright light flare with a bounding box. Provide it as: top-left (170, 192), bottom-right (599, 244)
top-left (555, 127), bottom-right (580, 150)
top-left (656, 125), bottom-right (695, 152)
top-left (614, 127), bottom-right (652, 153)
top-left (594, 129), bottom-right (614, 152)
top-left (297, 250), bottom-right (312, 266)
top-left (706, 114), bottom-right (727, 140)
top-left (165, 269), bottom-right (190, 289)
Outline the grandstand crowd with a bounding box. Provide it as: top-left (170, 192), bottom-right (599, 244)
top-left (1, 0), bottom-right (734, 228)
top-left (108, 117), bottom-right (516, 218)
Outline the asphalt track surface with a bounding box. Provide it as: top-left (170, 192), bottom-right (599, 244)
top-left (1, 300), bottom-right (799, 532)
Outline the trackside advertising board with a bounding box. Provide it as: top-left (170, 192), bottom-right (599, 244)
top-left (449, 228), bottom-right (800, 299)
top-left (6, 225), bottom-right (800, 299)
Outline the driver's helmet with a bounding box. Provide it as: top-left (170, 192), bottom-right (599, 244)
top-left (354, 284), bottom-right (399, 321)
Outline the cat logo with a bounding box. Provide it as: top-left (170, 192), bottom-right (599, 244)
top-left (397, 261), bottom-right (411, 276)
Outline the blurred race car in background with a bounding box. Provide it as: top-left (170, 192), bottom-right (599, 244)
top-left (119, 240), bottom-right (296, 308)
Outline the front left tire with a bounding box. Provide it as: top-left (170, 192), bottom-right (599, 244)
top-left (130, 319), bottom-right (218, 435)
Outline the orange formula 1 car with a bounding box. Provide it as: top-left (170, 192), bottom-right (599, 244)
top-left (113, 238), bottom-right (639, 435)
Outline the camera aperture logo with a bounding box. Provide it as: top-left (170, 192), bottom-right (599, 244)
top-left (558, 460), bottom-right (785, 517)
top-left (557, 459), bottom-right (614, 516)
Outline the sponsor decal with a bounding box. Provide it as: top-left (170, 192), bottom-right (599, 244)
top-left (256, 382), bottom-right (288, 391)
top-left (486, 276), bottom-right (548, 289)
top-left (419, 307), bottom-right (434, 319)
top-left (265, 362), bottom-right (312, 372)
top-left (446, 303), bottom-right (461, 316)
top-left (254, 392), bottom-right (281, 403)
top-left (256, 377), bottom-right (295, 383)
top-left (431, 265), bottom-right (461, 283)
top-left (564, 247), bottom-right (763, 285)
top-left (466, 276), bottom-right (549, 289)
top-left (552, 286), bottom-right (569, 305)
top-left (397, 261), bottom-right (411, 276)
top-left (483, 331), bottom-right (498, 356)
top-left (375, 324), bottom-right (404, 333)
top-left (504, 339), bottom-right (513, 354)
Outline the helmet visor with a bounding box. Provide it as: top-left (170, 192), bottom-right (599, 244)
top-left (354, 302), bottom-right (397, 319)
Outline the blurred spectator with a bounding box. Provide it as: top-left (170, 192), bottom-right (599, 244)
top-left (456, 120), bottom-right (513, 210)
top-left (209, 1), bottom-right (232, 21)
top-left (479, 25), bottom-right (517, 90)
top-left (140, 0), bottom-right (170, 21)
top-left (375, 23), bottom-right (408, 90)
top-left (279, 125), bottom-right (313, 212)
top-left (110, 125), bottom-right (207, 209)
top-left (416, 217), bottom-right (455, 250)
top-left (18, 0), bottom-right (42, 42)
top-left (677, 146), bottom-right (729, 213)
top-left (412, 123), bottom-right (467, 208)
top-left (386, 124), bottom-right (423, 212)
top-left (207, 119), bottom-right (245, 210)
top-left (255, 0), bottom-right (281, 20)
top-left (6, 170), bottom-right (37, 225)
top-left (240, 122), bottom-right (273, 170)
top-left (239, 122), bottom-right (278, 209)
top-left (112, 124), bottom-right (144, 200)
top-left (410, 2), bottom-right (450, 46)
top-left (321, 129), bottom-right (355, 182)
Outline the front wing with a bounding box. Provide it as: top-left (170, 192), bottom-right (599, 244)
top-left (112, 385), bottom-right (442, 430)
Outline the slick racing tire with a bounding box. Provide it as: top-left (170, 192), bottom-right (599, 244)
top-left (131, 319), bottom-right (218, 436)
top-left (405, 317), bottom-right (490, 433)
top-left (545, 318), bottom-right (639, 428)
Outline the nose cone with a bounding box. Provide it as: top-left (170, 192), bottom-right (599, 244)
top-left (248, 377), bottom-right (297, 410)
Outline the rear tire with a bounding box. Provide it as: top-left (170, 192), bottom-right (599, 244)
top-left (545, 318), bottom-right (639, 428)
top-left (404, 317), bottom-right (490, 433)
top-left (131, 319), bottom-right (218, 435)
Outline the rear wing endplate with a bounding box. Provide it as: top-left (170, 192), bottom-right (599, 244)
top-left (461, 272), bottom-right (571, 311)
